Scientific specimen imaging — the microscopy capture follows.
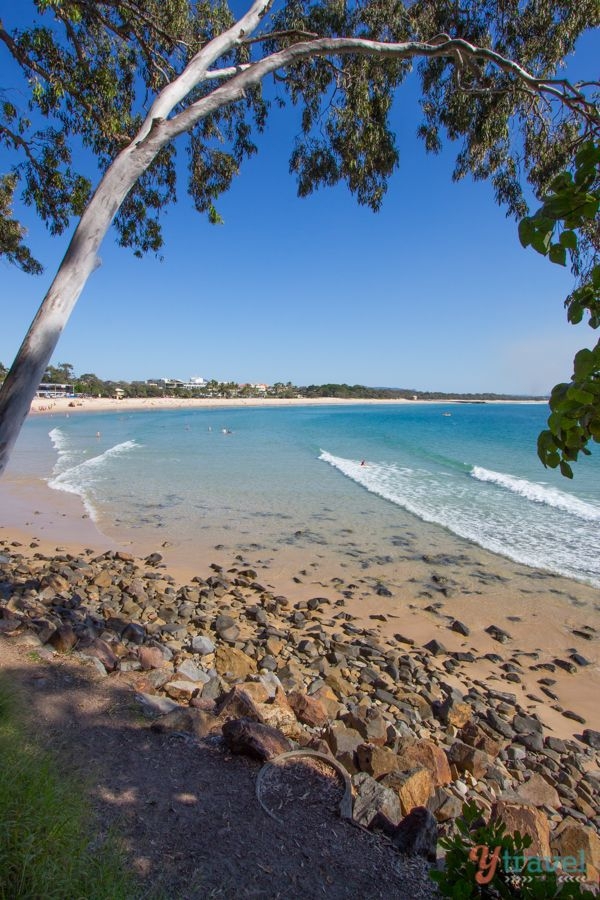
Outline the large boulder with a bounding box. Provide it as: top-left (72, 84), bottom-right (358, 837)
top-left (396, 739), bottom-right (452, 787)
top-left (447, 740), bottom-right (491, 779)
top-left (382, 767), bottom-right (435, 816)
top-left (491, 800), bottom-right (551, 858)
top-left (222, 717), bottom-right (292, 761)
top-left (214, 646), bottom-right (257, 681)
top-left (352, 772), bottom-right (402, 829)
top-left (551, 818), bottom-right (600, 883)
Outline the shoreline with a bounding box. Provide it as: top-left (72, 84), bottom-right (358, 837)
top-left (28, 395), bottom-right (549, 416)
top-left (1, 453), bottom-right (598, 743)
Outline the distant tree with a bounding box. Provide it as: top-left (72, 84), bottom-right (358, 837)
top-left (0, 0), bottom-right (598, 475)
top-left (74, 372), bottom-right (107, 396)
top-left (43, 363), bottom-right (74, 384)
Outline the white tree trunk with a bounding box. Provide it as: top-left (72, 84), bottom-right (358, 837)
top-left (0, 137), bottom-right (161, 476)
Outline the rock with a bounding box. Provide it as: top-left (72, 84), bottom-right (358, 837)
top-left (516, 732), bottom-right (544, 753)
top-left (382, 768), bottom-right (435, 816)
top-left (396, 690), bottom-right (433, 720)
top-left (222, 717), bottom-right (291, 761)
top-left (344, 705), bottom-right (388, 746)
top-left (514, 773), bottom-right (561, 809)
top-left (390, 807), bottom-right (438, 860)
top-left (164, 680), bottom-right (200, 702)
top-left (434, 695), bottom-right (472, 729)
top-left (447, 741), bottom-right (491, 779)
top-left (352, 772), bottom-right (402, 829)
top-left (356, 744), bottom-right (401, 779)
top-left (581, 728), bottom-right (600, 750)
top-left (287, 691), bottom-right (329, 727)
top-left (47, 624), bottom-right (77, 653)
top-left (485, 625), bottom-right (512, 643)
top-left (190, 635), bottom-right (216, 655)
top-left (433, 789), bottom-right (463, 822)
top-left (138, 645), bottom-right (169, 670)
top-left (136, 692), bottom-right (181, 716)
top-left (512, 713), bottom-right (543, 735)
top-left (551, 818), bottom-right (600, 882)
top-left (79, 637), bottom-right (118, 672)
top-left (458, 721), bottom-right (503, 758)
top-left (121, 622), bottom-right (145, 644)
top-left (395, 739), bottom-right (452, 788)
top-left (151, 706), bottom-right (220, 738)
top-left (176, 659), bottom-right (211, 683)
top-left (491, 800), bottom-right (551, 858)
top-left (310, 685), bottom-right (341, 719)
top-left (215, 646), bottom-right (257, 681)
top-left (450, 620), bottom-right (470, 636)
top-left (324, 669), bottom-right (354, 698)
top-left (325, 722), bottom-right (363, 774)
top-left (423, 639), bottom-right (447, 657)
top-left (486, 709), bottom-right (515, 739)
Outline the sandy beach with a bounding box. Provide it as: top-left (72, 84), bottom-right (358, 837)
top-left (28, 394), bottom-right (548, 416)
top-left (1, 412), bottom-right (599, 743)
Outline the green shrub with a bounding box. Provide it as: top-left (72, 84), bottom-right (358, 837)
top-left (430, 801), bottom-right (596, 899)
top-left (0, 675), bottom-right (139, 899)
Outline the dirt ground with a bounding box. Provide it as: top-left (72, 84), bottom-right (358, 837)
top-left (0, 634), bottom-right (440, 899)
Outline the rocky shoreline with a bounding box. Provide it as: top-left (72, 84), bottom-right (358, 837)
top-left (1, 540), bottom-right (599, 890)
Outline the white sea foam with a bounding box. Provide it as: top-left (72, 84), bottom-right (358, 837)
top-left (48, 440), bottom-right (140, 520)
top-left (319, 450), bottom-right (600, 586)
top-left (471, 465), bottom-right (600, 522)
top-left (48, 427), bottom-right (80, 474)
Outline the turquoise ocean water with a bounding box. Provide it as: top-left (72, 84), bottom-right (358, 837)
top-left (8, 403), bottom-right (600, 586)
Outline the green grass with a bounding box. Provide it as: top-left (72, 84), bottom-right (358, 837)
top-left (0, 675), bottom-right (140, 899)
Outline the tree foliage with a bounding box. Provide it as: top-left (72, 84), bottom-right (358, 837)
top-left (519, 140), bottom-right (600, 477)
top-left (0, 0), bottom-right (598, 475)
top-left (2, 0), bottom-right (597, 270)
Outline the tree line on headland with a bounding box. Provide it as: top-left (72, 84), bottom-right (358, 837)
top-left (0, 361), bottom-right (544, 403)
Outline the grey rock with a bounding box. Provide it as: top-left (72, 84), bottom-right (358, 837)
top-left (352, 772), bottom-right (402, 829)
top-left (190, 635), bottom-right (216, 655)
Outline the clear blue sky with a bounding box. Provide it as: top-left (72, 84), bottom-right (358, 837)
top-left (1, 14), bottom-right (597, 393)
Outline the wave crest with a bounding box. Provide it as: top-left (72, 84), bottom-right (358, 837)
top-left (470, 466), bottom-right (600, 522)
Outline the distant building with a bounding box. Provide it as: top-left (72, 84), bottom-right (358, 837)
top-left (146, 377), bottom-right (208, 391)
top-left (37, 383), bottom-right (74, 398)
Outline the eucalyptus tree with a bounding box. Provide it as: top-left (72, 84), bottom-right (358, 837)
top-left (0, 0), bottom-right (598, 475)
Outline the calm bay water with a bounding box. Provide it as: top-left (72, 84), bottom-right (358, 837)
top-left (9, 403), bottom-right (600, 586)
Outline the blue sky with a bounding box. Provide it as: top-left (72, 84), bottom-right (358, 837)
top-left (0, 14), bottom-right (597, 393)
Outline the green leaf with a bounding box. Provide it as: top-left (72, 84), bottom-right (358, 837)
top-left (573, 349), bottom-right (595, 380)
top-left (559, 230), bottom-right (577, 251)
top-left (560, 460), bottom-right (574, 478)
top-left (567, 386), bottom-right (594, 404)
top-left (549, 243), bottom-right (567, 266)
top-left (518, 217), bottom-right (534, 248)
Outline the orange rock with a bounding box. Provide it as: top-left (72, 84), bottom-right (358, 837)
top-left (396, 739), bottom-right (452, 787)
top-left (491, 800), bottom-right (551, 858)
top-left (382, 767), bottom-right (435, 816)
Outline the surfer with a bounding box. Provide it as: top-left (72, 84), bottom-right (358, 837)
top-left (360, 459), bottom-right (367, 467)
